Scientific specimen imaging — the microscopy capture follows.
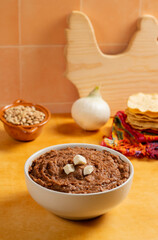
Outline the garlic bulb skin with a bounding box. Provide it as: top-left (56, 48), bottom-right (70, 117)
top-left (71, 87), bottom-right (110, 131)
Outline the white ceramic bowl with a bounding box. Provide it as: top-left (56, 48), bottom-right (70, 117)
top-left (24, 143), bottom-right (134, 220)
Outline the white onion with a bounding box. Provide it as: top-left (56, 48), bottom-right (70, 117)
top-left (71, 87), bottom-right (110, 131)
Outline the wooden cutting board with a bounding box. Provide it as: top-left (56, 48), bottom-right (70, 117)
top-left (65, 11), bottom-right (158, 115)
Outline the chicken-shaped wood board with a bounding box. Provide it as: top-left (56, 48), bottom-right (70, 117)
top-left (66, 11), bottom-right (158, 115)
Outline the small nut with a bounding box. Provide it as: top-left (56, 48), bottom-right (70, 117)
top-left (22, 118), bottom-right (26, 123)
top-left (63, 164), bottom-right (75, 175)
top-left (83, 165), bottom-right (94, 176)
top-left (27, 120), bottom-right (32, 124)
top-left (73, 155), bottom-right (87, 165)
top-left (34, 120), bottom-right (40, 124)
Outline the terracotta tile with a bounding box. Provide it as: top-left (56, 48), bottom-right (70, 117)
top-left (21, 0), bottom-right (80, 45)
top-left (99, 44), bottom-right (128, 55)
top-left (82, 0), bottom-right (140, 45)
top-left (43, 102), bottom-right (73, 113)
top-left (0, 48), bottom-right (20, 103)
top-left (142, 0), bottom-right (158, 18)
top-left (0, 0), bottom-right (19, 45)
top-left (21, 46), bottom-right (79, 106)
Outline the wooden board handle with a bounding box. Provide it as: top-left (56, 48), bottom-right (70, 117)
top-left (66, 11), bottom-right (158, 115)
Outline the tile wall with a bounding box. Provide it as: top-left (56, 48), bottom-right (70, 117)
top-left (0, 0), bottom-right (156, 112)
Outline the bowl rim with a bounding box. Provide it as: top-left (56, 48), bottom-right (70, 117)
top-left (24, 143), bottom-right (134, 196)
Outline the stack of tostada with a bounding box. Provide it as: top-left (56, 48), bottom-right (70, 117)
top-left (125, 93), bottom-right (158, 131)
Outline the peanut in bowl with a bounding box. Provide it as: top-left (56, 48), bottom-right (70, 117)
top-left (0, 99), bottom-right (51, 141)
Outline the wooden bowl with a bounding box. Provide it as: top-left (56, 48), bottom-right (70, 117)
top-left (0, 99), bottom-right (51, 141)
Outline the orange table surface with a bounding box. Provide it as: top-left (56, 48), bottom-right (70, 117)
top-left (0, 114), bottom-right (158, 240)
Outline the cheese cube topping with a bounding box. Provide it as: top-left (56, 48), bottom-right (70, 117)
top-left (73, 154), bottom-right (87, 165)
top-left (63, 164), bottom-right (75, 175)
top-left (83, 165), bottom-right (94, 176)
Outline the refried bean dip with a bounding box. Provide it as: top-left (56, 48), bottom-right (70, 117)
top-left (29, 147), bottom-right (130, 194)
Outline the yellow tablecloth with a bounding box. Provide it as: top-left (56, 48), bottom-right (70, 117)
top-left (0, 114), bottom-right (158, 240)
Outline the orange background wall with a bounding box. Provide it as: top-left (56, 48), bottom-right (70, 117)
top-left (0, 0), bottom-right (156, 112)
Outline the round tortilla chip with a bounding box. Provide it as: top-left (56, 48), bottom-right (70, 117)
top-left (127, 93), bottom-right (158, 113)
top-left (127, 114), bottom-right (158, 123)
top-left (127, 116), bottom-right (158, 127)
top-left (126, 108), bottom-right (158, 118)
top-left (128, 123), bottom-right (158, 131)
top-left (125, 109), bottom-right (158, 122)
top-left (126, 116), bottom-right (158, 130)
top-left (129, 124), bottom-right (158, 131)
